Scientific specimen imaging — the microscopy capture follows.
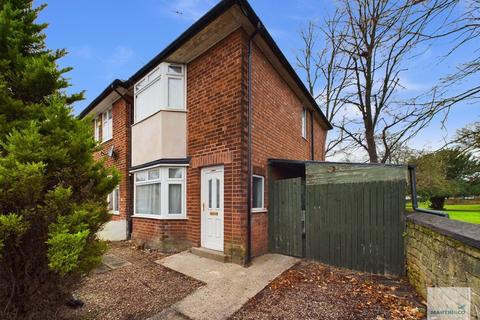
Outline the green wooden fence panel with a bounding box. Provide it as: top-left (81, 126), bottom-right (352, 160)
top-left (268, 177), bottom-right (303, 257)
top-left (305, 179), bottom-right (406, 276)
top-left (268, 163), bottom-right (406, 276)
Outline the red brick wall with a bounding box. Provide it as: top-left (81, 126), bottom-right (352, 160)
top-left (131, 218), bottom-right (189, 251)
top-left (89, 27), bottom-right (328, 262)
top-left (313, 113), bottom-right (327, 161)
top-left (186, 29), bottom-right (249, 263)
top-left (250, 43), bottom-right (328, 257)
top-left (93, 98), bottom-right (131, 223)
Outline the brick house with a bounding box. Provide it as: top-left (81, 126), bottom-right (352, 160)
top-left (80, 0), bottom-right (332, 264)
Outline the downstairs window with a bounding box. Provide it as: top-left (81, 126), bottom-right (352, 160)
top-left (134, 167), bottom-right (186, 219)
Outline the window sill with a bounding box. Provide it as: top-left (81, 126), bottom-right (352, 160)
top-left (132, 214), bottom-right (188, 220)
top-left (100, 137), bottom-right (113, 145)
top-left (110, 211), bottom-right (120, 215)
top-left (132, 108), bottom-right (187, 126)
top-left (252, 208), bottom-right (267, 213)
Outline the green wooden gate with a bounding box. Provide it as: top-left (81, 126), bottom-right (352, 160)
top-left (268, 177), bottom-right (303, 257)
top-left (305, 163), bottom-right (406, 276)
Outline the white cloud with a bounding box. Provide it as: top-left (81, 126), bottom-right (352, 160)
top-left (399, 76), bottom-right (431, 92)
top-left (72, 45), bottom-right (93, 59)
top-left (106, 46), bottom-right (134, 68)
top-left (101, 46), bottom-right (135, 80)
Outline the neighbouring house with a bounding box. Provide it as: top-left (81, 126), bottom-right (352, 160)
top-left (80, 0), bottom-right (332, 264)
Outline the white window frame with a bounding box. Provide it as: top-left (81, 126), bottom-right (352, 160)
top-left (102, 108), bottom-right (113, 142)
top-left (133, 166), bottom-right (187, 219)
top-left (107, 185), bottom-right (120, 215)
top-left (252, 175), bottom-right (265, 212)
top-left (94, 116), bottom-right (101, 142)
top-left (301, 108), bottom-right (307, 139)
top-left (134, 63), bottom-right (186, 123)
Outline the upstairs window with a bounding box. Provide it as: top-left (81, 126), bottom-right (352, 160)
top-left (301, 108), bottom-right (307, 139)
top-left (94, 116), bottom-right (101, 142)
top-left (102, 109), bottom-right (113, 141)
top-left (134, 63), bottom-right (185, 123)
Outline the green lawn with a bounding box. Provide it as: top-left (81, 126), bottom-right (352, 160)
top-left (407, 202), bottom-right (480, 224)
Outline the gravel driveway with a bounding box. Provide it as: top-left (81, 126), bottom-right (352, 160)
top-left (231, 261), bottom-right (426, 320)
top-left (60, 241), bottom-right (203, 320)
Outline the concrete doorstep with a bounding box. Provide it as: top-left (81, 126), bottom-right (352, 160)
top-left (150, 251), bottom-right (299, 320)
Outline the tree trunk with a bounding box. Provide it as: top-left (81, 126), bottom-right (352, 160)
top-left (365, 119), bottom-right (379, 163)
top-left (429, 196), bottom-right (446, 210)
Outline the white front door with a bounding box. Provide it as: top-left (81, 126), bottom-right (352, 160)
top-left (201, 166), bottom-right (224, 251)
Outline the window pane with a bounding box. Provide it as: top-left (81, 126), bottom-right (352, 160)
top-left (148, 169), bottom-right (160, 180)
top-left (216, 178), bottom-right (220, 209)
top-left (301, 109), bottom-right (307, 138)
top-left (94, 118), bottom-right (101, 141)
top-left (168, 78), bottom-right (183, 108)
top-left (114, 187), bottom-right (119, 212)
top-left (168, 184), bottom-right (182, 214)
top-left (136, 183), bottom-right (160, 215)
top-left (136, 171), bottom-right (147, 182)
top-left (253, 176), bottom-right (263, 209)
top-left (135, 79), bottom-right (162, 122)
top-left (102, 110), bottom-right (112, 141)
top-left (107, 192), bottom-right (113, 211)
top-left (168, 65), bottom-right (182, 74)
top-left (168, 168), bottom-right (182, 179)
top-left (208, 179), bottom-right (212, 209)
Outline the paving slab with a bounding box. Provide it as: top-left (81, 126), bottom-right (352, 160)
top-left (149, 307), bottom-right (190, 320)
top-left (101, 253), bottom-right (132, 270)
top-left (153, 251), bottom-right (299, 320)
top-left (93, 264), bottom-right (112, 274)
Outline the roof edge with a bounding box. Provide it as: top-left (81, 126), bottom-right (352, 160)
top-left (79, 79), bottom-right (128, 118)
top-left (236, 0), bottom-right (332, 129)
top-left (78, 0), bottom-right (333, 129)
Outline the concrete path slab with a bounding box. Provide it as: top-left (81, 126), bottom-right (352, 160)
top-left (101, 253), bottom-right (132, 270)
top-left (153, 252), bottom-right (299, 320)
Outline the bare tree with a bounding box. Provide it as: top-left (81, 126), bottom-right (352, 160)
top-left (296, 13), bottom-right (353, 157)
top-left (299, 0), bottom-right (454, 163)
top-left (426, 0), bottom-right (480, 107)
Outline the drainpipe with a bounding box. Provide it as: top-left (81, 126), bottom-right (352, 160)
top-left (246, 23), bottom-right (262, 264)
top-left (113, 86), bottom-right (135, 239)
top-left (408, 165), bottom-right (449, 218)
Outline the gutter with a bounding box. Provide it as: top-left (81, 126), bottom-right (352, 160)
top-left (408, 165), bottom-right (449, 218)
top-left (246, 22), bottom-right (262, 264)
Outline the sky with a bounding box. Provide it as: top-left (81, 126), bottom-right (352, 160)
top-left (35, 0), bottom-right (479, 158)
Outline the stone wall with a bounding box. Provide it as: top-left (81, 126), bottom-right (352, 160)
top-left (406, 213), bottom-right (480, 318)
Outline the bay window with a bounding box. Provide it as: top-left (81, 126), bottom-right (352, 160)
top-left (134, 167), bottom-right (186, 218)
top-left (134, 63), bottom-right (185, 123)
